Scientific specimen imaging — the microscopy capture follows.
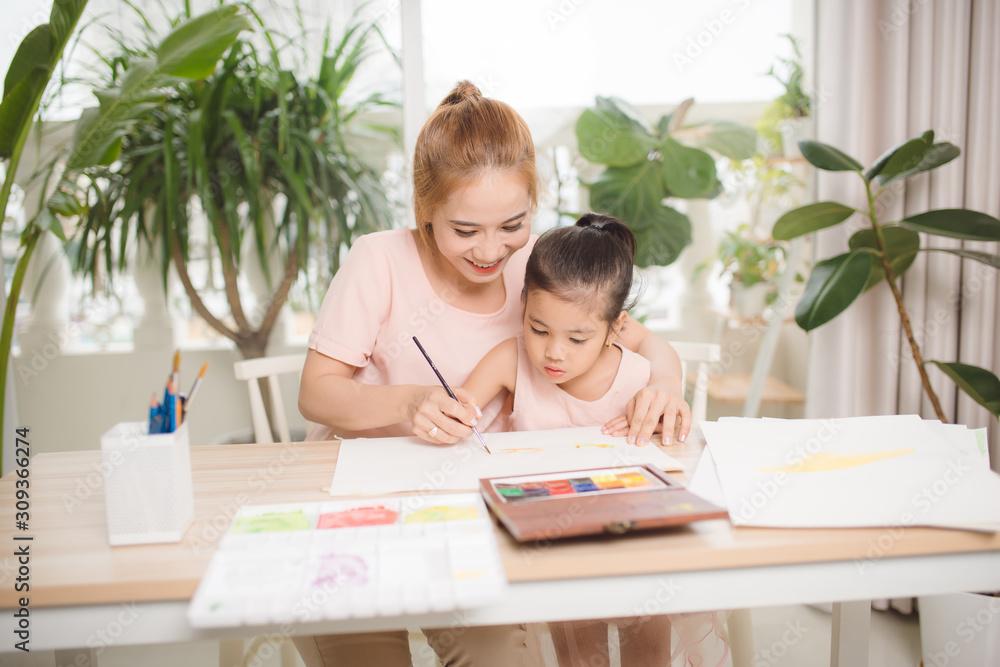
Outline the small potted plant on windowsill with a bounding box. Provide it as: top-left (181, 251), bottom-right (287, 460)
top-left (756, 33), bottom-right (812, 159)
top-left (696, 153), bottom-right (804, 320)
top-left (716, 225), bottom-right (788, 319)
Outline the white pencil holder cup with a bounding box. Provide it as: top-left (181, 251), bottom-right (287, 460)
top-left (100, 421), bottom-right (194, 546)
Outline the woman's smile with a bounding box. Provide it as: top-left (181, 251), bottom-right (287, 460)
top-left (426, 170), bottom-right (532, 287)
top-left (467, 257), bottom-right (502, 274)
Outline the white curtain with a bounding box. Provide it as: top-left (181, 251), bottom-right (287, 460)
top-left (807, 0), bottom-right (1000, 470)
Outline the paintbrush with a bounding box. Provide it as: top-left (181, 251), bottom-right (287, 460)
top-left (182, 362), bottom-right (209, 419)
top-left (412, 336), bottom-right (491, 454)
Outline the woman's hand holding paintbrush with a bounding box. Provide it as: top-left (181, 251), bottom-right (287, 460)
top-left (411, 336), bottom-right (490, 451)
top-left (407, 384), bottom-right (484, 446)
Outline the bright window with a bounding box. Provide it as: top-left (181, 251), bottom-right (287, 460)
top-left (421, 0), bottom-right (793, 110)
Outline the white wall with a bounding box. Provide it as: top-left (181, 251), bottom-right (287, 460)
top-left (14, 343), bottom-right (308, 454)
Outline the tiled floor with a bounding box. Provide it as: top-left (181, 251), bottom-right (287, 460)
top-left (0, 603), bottom-right (923, 666)
top-left (749, 604), bottom-right (920, 667)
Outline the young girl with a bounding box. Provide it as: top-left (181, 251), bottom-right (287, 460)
top-left (458, 214), bottom-right (730, 667)
top-left (460, 214), bottom-right (651, 436)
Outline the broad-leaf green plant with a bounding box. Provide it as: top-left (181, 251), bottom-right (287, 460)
top-left (574, 97), bottom-right (756, 267)
top-left (773, 130), bottom-right (1000, 421)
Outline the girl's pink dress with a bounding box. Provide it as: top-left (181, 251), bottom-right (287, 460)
top-left (510, 336), bottom-right (650, 431)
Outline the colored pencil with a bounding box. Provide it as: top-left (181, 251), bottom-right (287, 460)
top-left (166, 378), bottom-right (178, 432)
top-left (172, 349), bottom-right (181, 396)
top-left (162, 374), bottom-right (172, 430)
top-left (175, 385), bottom-right (183, 427)
top-left (149, 395), bottom-right (161, 434)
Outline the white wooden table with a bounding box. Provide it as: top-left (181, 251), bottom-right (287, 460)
top-left (2, 431), bottom-right (998, 666)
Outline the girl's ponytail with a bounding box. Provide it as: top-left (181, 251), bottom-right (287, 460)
top-left (575, 213), bottom-right (638, 259)
top-left (524, 213), bottom-right (639, 325)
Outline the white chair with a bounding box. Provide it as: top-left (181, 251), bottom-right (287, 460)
top-left (669, 341), bottom-right (720, 423)
top-left (233, 352), bottom-right (307, 444)
top-left (669, 341), bottom-right (753, 667)
top-left (221, 353), bottom-right (306, 667)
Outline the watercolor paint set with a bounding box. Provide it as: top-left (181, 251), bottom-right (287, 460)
top-left (489, 466), bottom-right (665, 502)
top-left (480, 464), bottom-right (728, 542)
top-left (187, 493), bottom-right (506, 628)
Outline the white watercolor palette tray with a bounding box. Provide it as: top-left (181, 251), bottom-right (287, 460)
top-left (187, 493), bottom-right (506, 628)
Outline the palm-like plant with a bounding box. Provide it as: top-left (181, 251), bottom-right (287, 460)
top-left (0, 2), bottom-right (250, 463)
top-left (68, 11), bottom-right (399, 361)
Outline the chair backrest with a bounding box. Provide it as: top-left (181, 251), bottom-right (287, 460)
top-left (668, 341), bottom-right (720, 424)
top-left (232, 353), bottom-right (307, 444)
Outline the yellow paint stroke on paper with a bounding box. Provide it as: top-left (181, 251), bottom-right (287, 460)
top-left (758, 449), bottom-right (915, 474)
top-left (498, 447), bottom-right (542, 454)
top-left (575, 443), bottom-right (614, 449)
top-left (404, 505), bottom-right (479, 523)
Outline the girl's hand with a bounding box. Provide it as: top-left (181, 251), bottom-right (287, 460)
top-left (601, 415), bottom-right (630, 438)
top-left (408, 386), bottom-right (480, 445)
top-left (605, 386), bottom-right (691, 446)
top-left (600, 412), bottom-right (662, 446)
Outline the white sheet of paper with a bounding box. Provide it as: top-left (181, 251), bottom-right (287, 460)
top-left (330, 426), bottom-right (685, 496)
top-left (701, 415), bottom-right (1000, 530)
top-left (921, 421), bottom-right (991, 468)
top-left (686, 448), bottom-right (728, 509)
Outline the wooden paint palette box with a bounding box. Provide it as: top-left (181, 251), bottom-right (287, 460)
top-left (480, 464), bottom-right (728, 542)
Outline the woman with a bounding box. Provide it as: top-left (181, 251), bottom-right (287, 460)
top-left (296, 81), bottom-right (690, 666)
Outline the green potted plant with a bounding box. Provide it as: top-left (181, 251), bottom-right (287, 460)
top-left (716, 225), bottom-right (787, 319)
top-left (0, 1), bottom-right (249, 463)
top-left (573, 96), bottom-right (756, 267)
top-left (773, 130), bottom-right (1000, 420)
top-left (52, 8), bottom-right (398, 439)
top-left (775, 131), bottom-right (1000, 667)
top-left (756, 33), bottom-right (812, 158)
top-left (695, 153), bottom-right (804, 319)
top-left (67, 9), bottom-right (399, 363)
